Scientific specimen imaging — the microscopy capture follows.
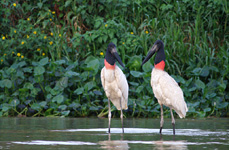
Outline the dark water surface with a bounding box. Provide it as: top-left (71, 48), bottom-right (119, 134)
top-left (0, 117), bottom-right (228, 149)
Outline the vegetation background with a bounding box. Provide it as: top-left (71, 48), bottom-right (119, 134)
top-left (0, 0), bottom-right (228, 118)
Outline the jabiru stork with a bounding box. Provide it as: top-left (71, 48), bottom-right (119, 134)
top-left (101, 42), bottom-right (129, 133)
top-left (142, 40), bottom-right (188, 135)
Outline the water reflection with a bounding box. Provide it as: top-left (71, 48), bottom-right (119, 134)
top-left (153, 140), bottom-right (187, 150)
top-left (0, 118), bottom-right (228, 150)
top-left (99, 134), bottom-right (129, 150)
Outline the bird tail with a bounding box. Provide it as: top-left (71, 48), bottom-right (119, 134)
top-left (176, 103), bottom-right (188, 118)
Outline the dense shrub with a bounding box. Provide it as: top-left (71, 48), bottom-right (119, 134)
top-left (0, 0), bottom-right (228, 117)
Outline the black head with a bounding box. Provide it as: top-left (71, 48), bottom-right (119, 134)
top-left (142, 40), bottom-right (165, 65)
top-left (105, 42), bottom-right (125, 68)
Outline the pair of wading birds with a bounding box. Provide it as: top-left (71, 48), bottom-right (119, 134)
top-left (101, 40), bottom-right (188, 135)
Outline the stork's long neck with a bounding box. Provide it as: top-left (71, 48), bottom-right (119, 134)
top-left (154, 48), bottom-right (165, 70)
top-left (105, 50), bottom-right (116, 70)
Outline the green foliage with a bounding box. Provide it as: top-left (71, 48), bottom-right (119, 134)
top-left (0, 0), bottom-right (228, 118)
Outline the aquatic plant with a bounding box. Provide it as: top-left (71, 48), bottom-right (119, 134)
top-left (0, 0), bottom-right (228, 117)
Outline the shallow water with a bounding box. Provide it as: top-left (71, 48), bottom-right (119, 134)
top-left (0, 118), bottom-right (228, 149)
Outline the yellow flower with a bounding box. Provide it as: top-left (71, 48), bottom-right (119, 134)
top-left (30, 27), bottom-right (32, 29)
top-left (52, 11), bottom-right (55, 14)
top-left (50, 32), bottom-right (53, 36)
top-left (14, 30), bottom-right (16, 33)
top-left (100, 52), bottom-right (104, 56)
top-left (50, 18), bottom-right (52, 21)
top-left (2, 36), bottom-right (5, 40)
top-left (37, 48), bottom-right (41, 51)
top-left (145, 31), bottom-right (149, 34)
top-left (59, 34), bottom-right (61, 37)
top-left (131, 32), bottom-right (134, 35)
top-left (27, 35), bottom-right (29, 38)
top-left (13, 3), bottom-right (16, 7)
top-left (42, 53), bottom-right (45, 56)
top-left (17, 53), bottom-right (21, 57)
top-left (49, 41), bottom-right (53, 45)
top-left (122, 42), bottom-right (125, 45)
top-left (27, 18), bottom-right (30, 21)
top-left (33, 31), bottom-right (37, 34)
top-left (21, 41), bottom-right (25, 45)
top-left (49, 10), bottom-right (51, 12)
top-left (4, 54), bottom-right (6, 56)
top-left (105, 24), bottom-right (108, 27)
top-left (12, 52), bottom-right (15, 54)
top-left (21, 55), bottom-right (24, 58)
top-left (1, 59), bottom-right (3, 62)
top-left (44, 36), bottom-right (47, 39)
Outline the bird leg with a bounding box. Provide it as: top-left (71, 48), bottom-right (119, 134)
top-left (170, 108), bottom-right (175, 135)
top-left (108, 99), bottom-right (111, 133)
top-left (159, 104), bottom-right (164, 134)
top-left (120, 99), bottom-right (124, 133)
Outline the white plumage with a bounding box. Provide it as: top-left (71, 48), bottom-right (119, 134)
top-left (151, 68), bottom-right (188, 118)
top-left (101, 42), bottom-right (128, 133)
top-left (142, 40), bottom-right (188, 135)
top-left (101, 66), bottom-right (128, 110)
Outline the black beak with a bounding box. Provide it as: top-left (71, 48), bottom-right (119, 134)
top-left (111, 48), bottom-right (125, 68)
top-left (141, 44), bottom-right (157, 66)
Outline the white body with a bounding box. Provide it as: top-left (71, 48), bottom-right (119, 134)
top-left (101, 66), bottom-right (128, 110)
top-left (151, 68), bottom-right (188, 118)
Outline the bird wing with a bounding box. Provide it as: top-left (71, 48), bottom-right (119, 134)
top-left (157, 72), bottom-right (188, 118)
top-left (101, 67), bottom-right (105, 89)
top-left (114, 66), bottom-right (129, 110)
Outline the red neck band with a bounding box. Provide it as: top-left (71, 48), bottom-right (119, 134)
top-left (154, 60), bottom-right (165, 70)
top-left (104, 59), bottom-right (115, 70)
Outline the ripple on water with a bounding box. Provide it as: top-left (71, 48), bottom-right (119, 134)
top-left (52, 128), bottom-right (229, 136)
top-left (12, 140), bottom-right (96, 145)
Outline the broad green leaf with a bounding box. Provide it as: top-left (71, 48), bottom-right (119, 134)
top-left (23, 67), bottom-right (32, 73)
top-left (136, 85), bottom-right (144, 93)
top-left (61, 110), bottom-right (70, 116)
top-left (94, 20), bottom-right (102, 28)
top-left (200, 66), bottom-right (209, 77)
top-left (192, 68), bottom-right (201, 75)
top-left (2, 106), bottom-right (10, 112)
top-left (130, 71), bottom-right (143, 78)
top-left (52, 95), bottom-right (64, 104)
top-left (74, 87), bottom-right (84, 95)
top-left (195, 79), bottom-right (205, 89)
top-left (90, 106), bottom-right (99, 111)
top-left (54, 60), bottom-right (65, 65)
top-left (84, 81), bottom-right (96, 91)
top-left (59, 105), bottom-right (67, 110)
top-left (55, 77), bottom-right (68, 90)
top-left (93, 90), bottom-right (102, 95)
top-left (127, 55), bottom-right (142, 70)
top-left (217, 102), bottom-right (228, 109)
top-left (203, 108), bottom-right (211, 112)
top-left (2, 79), bottom-right (12, 88)
top-left (142, 61), bottom-right (153, 73)
top-left (84, 56), bottom-right (100, 74)
top-left (111, 38), bottom-right (117, 45)
top-left (65, 0), bottom-right (72, 7)
top-left (17, 61), bottom-right (26, 67)
top-left (40, 101), bottom-right (47, 107)
top-left (37, 2), bottom-right (43, 8)
top-left (31, 103), bottom-right (41, 111)
top-left (65, 71), bottom-right (80, 77)
top-left (129, 82), bottom-right (139, 86)
top-left (39, 57), bottom-right (49, 66)
top-left (10, 99), bottom-right (20, 107)
top-left (34, 66), bottom-right (45, 75)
